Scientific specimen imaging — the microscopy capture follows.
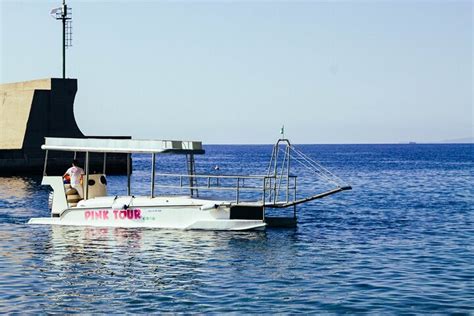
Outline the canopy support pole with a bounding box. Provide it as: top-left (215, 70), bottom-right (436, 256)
top-left (85, 151), bottom-right (89, 200)
top-left (103, 153), bottom-right (107, 174)
top-left (43, 150), bottom-right (49, 176)
top-left (127, 153), bottom-right (131, 196)
top-left (151, 153), bottom-right (156, 198)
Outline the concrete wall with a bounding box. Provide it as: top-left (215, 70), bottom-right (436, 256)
top-left (0, 79), bottom-right (50, 149)
top-left (0, 78), bottom-right (129, 175)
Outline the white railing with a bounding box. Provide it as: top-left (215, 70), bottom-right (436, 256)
top-left (154, 173), bottom-right (298, 205)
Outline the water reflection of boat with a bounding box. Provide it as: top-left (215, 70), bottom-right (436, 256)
top-left (28, 137), bottom-right (351, 230)
top-left (47, 225), bottom-right (267, 263)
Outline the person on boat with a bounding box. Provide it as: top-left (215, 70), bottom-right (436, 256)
top-left (63, 174), bottom-right (71, 184)
top-left (63, 159), bottom-right (85, 198)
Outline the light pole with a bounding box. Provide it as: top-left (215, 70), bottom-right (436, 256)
top-left (51, 0), bottom-right (72, 79)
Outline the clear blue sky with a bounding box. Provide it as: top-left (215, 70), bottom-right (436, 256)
top-left (1, 1), bottom-right (472, 144)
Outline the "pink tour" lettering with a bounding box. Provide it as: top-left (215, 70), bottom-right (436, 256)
top-left (85, 210), bottom-right (109, 220)
top-left (113, 209), bottom-right (141, 220)
top-left (84, 209), bottom-right (142, 221)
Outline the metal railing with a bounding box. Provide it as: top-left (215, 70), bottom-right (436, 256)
top-left (153, 173), bottom-right (297, 206)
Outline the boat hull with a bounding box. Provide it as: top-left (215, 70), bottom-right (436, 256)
top-left (28, 204), bottom-right (266, 231)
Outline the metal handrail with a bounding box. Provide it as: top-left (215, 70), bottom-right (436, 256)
top-left (154, 184), bottom-right (271, 192)
top-left (153, 172), bottom-right (297, 205)
top-left (155, 172), bottom-right (277, 180)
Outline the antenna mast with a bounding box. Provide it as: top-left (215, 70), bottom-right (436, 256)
top-left (51, 0), bottom-right (72, 79)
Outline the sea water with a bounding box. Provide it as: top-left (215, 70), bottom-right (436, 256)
top-left (0, 144), bottom-right (472, 313)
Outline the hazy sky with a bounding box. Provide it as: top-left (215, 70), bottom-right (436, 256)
top-left (1, 0), bottom-right (472, 144)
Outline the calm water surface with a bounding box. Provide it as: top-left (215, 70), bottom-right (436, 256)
top-left (0, 144), bottom-right (472, 313)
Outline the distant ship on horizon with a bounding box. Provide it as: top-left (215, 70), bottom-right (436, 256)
top-left (398, 137), bottom-right (473, 145)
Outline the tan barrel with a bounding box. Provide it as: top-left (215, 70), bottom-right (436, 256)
top-left (67, 194), bottom-right (81, 203)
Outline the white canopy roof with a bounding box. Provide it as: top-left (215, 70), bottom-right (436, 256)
top-left (41, 137), bottom-right (204, 154)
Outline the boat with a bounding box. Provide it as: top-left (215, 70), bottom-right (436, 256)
top-left (28, 137), bottom-right (351, 230)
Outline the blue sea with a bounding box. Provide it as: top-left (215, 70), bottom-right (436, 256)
top-left (0, 144), bottom-right (472, 313)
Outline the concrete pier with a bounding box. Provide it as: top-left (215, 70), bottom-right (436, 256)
top-left (0, 78), bottom-right (129, 175)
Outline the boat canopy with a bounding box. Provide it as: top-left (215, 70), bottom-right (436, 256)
top-left (41, 137), bottom-right (205, 154)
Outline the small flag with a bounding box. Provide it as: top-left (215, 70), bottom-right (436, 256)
top-left (50, 7), bottom-right (61, 17)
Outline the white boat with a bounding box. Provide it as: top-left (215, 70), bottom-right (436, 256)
top-left (28, 137), bottom-right (351, 230)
